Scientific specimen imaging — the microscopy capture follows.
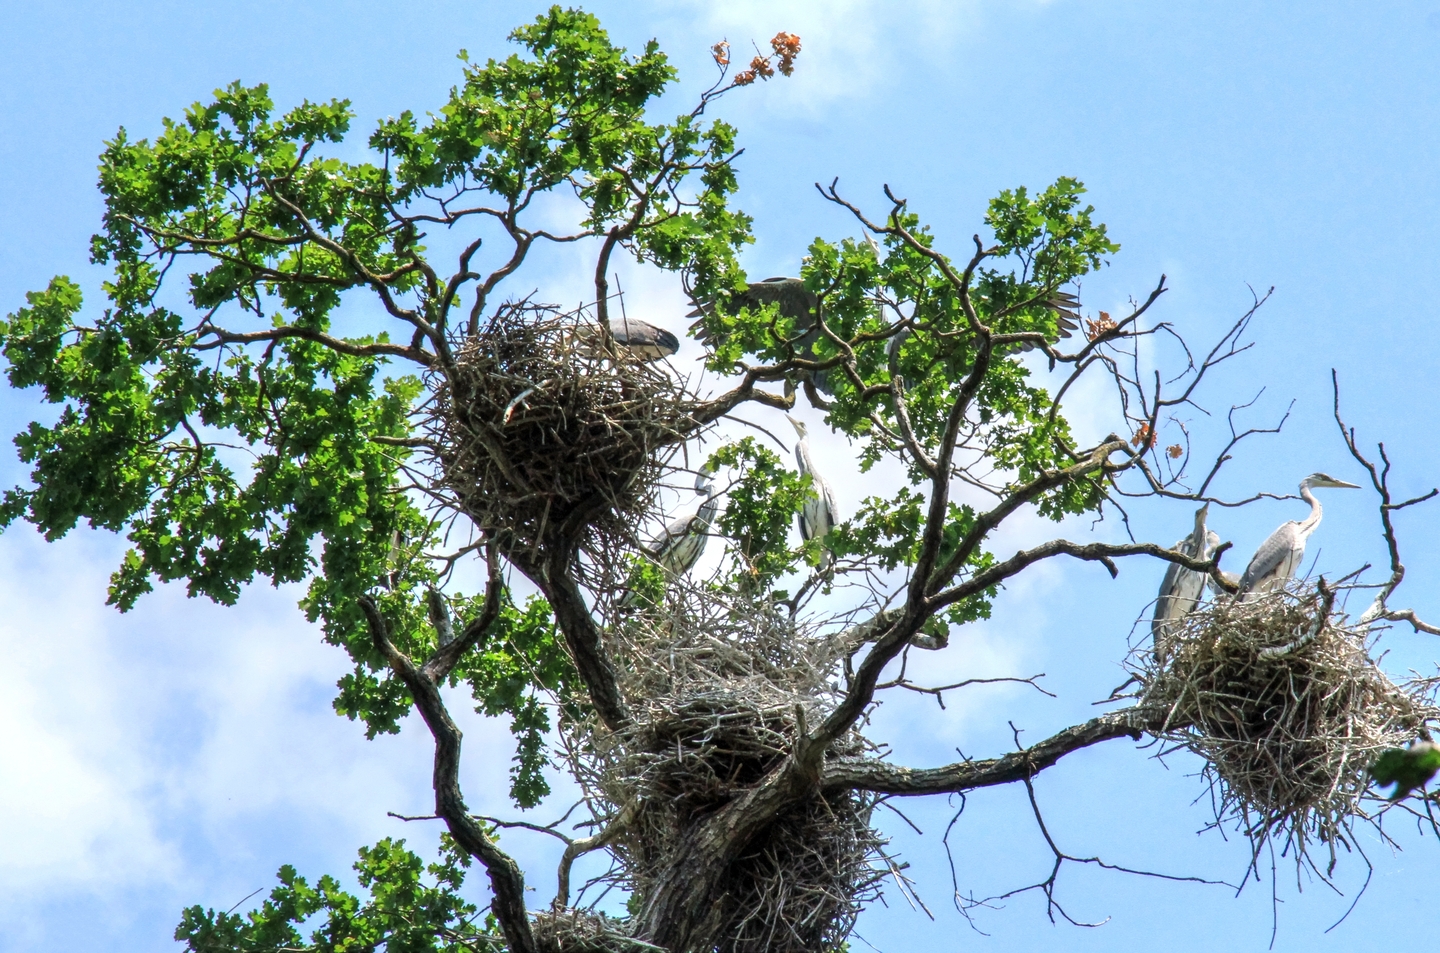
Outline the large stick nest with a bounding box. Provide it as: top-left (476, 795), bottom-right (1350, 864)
top-left (429, 303), bottom-right (698, 554)
top-left (1138, 583), bottom-right (1440, 872)
top-left (568, 586), bottom-right (887, 953)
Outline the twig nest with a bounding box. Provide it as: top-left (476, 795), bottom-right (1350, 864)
top-left (431, 304), bottom-right (695, 553)
top-left (1140, 584), bottom-right (1439, 867)
top-left (531, 909), bottom-right (657, 953)
top-left (570, 587), bottom-right (885, 953)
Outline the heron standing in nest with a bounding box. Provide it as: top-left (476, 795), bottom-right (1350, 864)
top-left (1236, 472), bottom-right (1360, 600)
top-left (1151, 503), bottom-right (1220, 663)
top-left (579, 317), bottom-right (680, 361)
top-left (643, 468), bottom-right (720, 577)
top-left (787, 415), bottom-right (839, 572)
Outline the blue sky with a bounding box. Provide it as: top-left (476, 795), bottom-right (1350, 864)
top-left (3, 2), bottom-right (1440, 950)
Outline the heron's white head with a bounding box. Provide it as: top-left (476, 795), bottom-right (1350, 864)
top-left (1300, 472), bottom-right (1361, 492)
top-left (695, 461), bottom-right (717, 495)
top-left (1193, 502), bottom-right (1210, 527)
top-left (786, 415), bottom-right (808, 439)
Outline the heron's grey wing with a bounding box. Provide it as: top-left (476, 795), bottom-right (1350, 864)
top-left (646, 512), bottom-right (694, 558)
top-left (818, 477), bottom-right (840, 533)
top-left (612, 318), bottom-right (678, 359)
top-left (741, 278), bottom-right (818, 325)
top-left (1045, 291), bottom-right (1081, 341)
top-left (1239, 522), bottom-right (1302, 593)
top-left (1152, 558), bottom-right (1186, 636)
top-left (688, 277), bottom-right (815, 345)
top-left (1007, 291), bottom-right (1082, 353)
top-left (797, 499), bottom-right (817, 542)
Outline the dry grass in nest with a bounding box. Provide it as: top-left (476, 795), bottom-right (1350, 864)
top-left (429, 302), bottom-right (697, 554)
top-left (568, 585), bottom-right (886, 953)
top-left (1138, 582), bottom-right (1440, 874)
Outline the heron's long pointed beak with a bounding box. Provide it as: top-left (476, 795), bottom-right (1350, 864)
top-left (1328, 479), bottom-right (1362, 489)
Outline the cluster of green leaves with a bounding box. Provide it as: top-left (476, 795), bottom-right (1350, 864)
top-left (697, 179), bottom-right (1117, 603)
top-left (1371, 742), bottom-right (1440, 800)
top-left (371, 6), bottom-right (754, 305)
top-left (0, 6), bottom-right (762, 807)
top-left (175, 837), bottom-right (498, 953)
top-left (454, 592), bottom-right (582, 808)
top-left (328, 577), bottom-right (578, 808)
top-left (0, 276), bottom-right (425, 613)
top-left (706, 438), bottom-right (813, 583)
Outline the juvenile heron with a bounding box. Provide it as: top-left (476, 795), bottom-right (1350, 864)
top-left (787, 415), bottom-right (840, 571)
top-left (1236, 472), bottom-right (1361, 600)
top-left (579, 317), bottom-right (679, 361)
top-left (1152, 503), bottom-right (1220, 662)
top-left (643, 468), bottom-right (720, 577)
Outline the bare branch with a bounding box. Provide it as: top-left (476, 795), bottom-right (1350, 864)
top-left (825, 710), bottom-right (1158, 795)
top-left (1333, 370), bottom-right (1440, 627)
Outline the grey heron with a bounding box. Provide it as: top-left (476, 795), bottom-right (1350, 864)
top-left (1236, 472), bottom-right (1361, 600)
top-left (787, 415), bottom-right (840, 571)
top-left (688, 277), bottom-right (1083, 390)
top-left (643, 468), bottom-right (720, 577)
top-left (1151, 503), bottom-right (1220, 662)
top-left (689, 278), bottom-right (833, 390)
top-left (579, 317), bottom-right (680, 361)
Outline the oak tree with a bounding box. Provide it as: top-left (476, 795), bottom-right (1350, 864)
top-left (5, 8), bottom-right (1438, 952)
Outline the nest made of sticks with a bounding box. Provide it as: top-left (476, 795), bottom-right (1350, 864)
top-left (430, 302), bottom-right (697, 554)
top-left (1139, 582), bottom-right (1440, 871)
top-left (531, 909), bottom-right (659, 953)
top-left (569, 586), bottom-right (886, 953)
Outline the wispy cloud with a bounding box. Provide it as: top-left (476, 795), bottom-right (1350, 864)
top-left (653, 0), bottom-right (983, 113)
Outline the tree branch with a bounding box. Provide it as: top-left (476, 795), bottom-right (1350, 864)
top-left (824, 709), bottom-right (1161, 795)
top-left (356, 596), bottom-right (536, 953)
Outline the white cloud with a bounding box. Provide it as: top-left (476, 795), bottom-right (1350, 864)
top-left (653, 0), bottom-right (983, 113)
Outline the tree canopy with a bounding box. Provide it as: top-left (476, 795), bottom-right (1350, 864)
top-left (4, 7), bottom-right (1438, 953)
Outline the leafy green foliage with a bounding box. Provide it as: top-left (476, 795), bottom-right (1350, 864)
top-left (453, 592), bottom-right (580, 808)
top-left (3, 6), bottom-right (1146, 946)
top-left (707, 438), bottom-right (812, 583)
top-left (0, 6), bottom-right (753, 807)
top-left (696, 177), bottom-right (1115, 600)
top-left (0, 277), bottom-right (425, 612)
top-left (985, 177), bottom-right (1118, 287)
top-left (1371, 742), bottom-right (1440, 800)
top-left (174, 837), bottom-right (497, 952)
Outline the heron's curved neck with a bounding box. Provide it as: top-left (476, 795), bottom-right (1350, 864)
top-left (697, 493), bottom-right (719, 524)
top-left (794, 438), bottom-right (813, 476)
top-left (1298, 483), bottom-right (1323, 535)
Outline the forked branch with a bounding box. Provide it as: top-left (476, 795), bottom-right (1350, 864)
top-left (1332, 370), bottom-right (1440, 630)
top-left (357, 596), bottom-right (537, 953)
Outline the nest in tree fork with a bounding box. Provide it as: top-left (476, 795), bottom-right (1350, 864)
top-left (531, 909), bottom-right (662, 953)
top-left (1138, 582), bottom-right (1440, 871)
top-left (430, 304), bottom-right (698, 554)
top-left (566, 586), bottom-right (887, 953)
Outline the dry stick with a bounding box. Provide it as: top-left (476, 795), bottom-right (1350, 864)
top-left (1332, 369), bottom-right (1440, 630)
top-left (357, 596), bottom-right (537, 953)
top-left (554, 800), bottom-right (639, 910)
